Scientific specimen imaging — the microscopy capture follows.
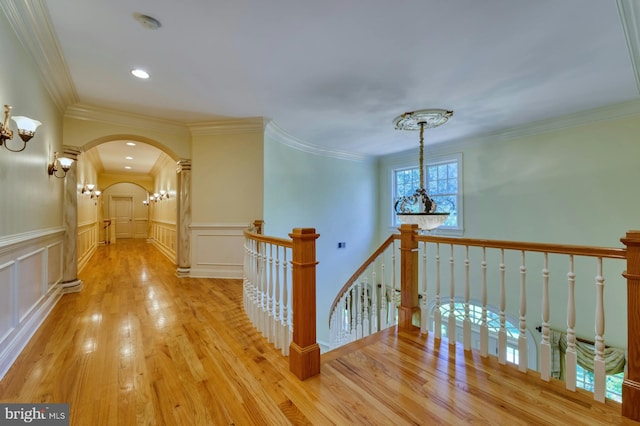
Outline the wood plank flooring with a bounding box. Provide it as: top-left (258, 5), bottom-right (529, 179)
top-left (0, 239), bottom-right (637, 425)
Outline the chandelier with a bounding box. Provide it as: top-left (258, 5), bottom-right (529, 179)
top-left (393, 109), bottom-right (453, 231)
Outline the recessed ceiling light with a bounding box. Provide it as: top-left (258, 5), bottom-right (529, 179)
top-left (125, 156), bottom-right (133, 160)
top-left (124, 166), bottom-right (132, 170)
top-left (126, 142), bottom-right (136, 146)
top-left (131, 69), bottom-right (149, 79)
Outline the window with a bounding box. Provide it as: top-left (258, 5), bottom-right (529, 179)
top-left (392, 153), bottom-right (462, 231)
top-left (575, 365), bottom-right (623, 402)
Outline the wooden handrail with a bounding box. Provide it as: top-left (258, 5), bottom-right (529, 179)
top-left (415, 234), bottom-right (626, 259)
top-left (244, 229), bottom-right (293, 248)
top-left (327, 234), bottom-right (398, 323)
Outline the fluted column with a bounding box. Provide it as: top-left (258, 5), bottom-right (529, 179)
top-left (60, 146), bottom-right (83, 293)
top-left (176, 160), bottom-right (191, 277)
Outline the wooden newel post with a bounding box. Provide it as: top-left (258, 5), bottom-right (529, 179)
top-left (398, 224), bottom-right (420, 331)
top-left (289, 228), bottom-right (321, 380)
top-left (622, 230), bottom-right (640, 420)
top-left (253, 219), bottom-right (264, 234)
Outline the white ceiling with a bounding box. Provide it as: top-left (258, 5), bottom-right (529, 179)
top-left (12, 1), bottom-right (640, 170)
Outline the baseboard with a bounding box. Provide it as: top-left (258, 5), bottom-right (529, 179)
top-left (0, 286), bottom-right (62, 380)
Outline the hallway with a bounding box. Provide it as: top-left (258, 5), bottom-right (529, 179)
top-left (0, 240), bottom-right (635, 425)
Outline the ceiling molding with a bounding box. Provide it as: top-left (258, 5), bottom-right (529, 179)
top-left (188, 117), bottom-right (266, 136)
top-left (618, 0), bottom-right (640, 95)
top-left (0, 0), bottom-right (78, 111)
top-left (264, 120), bottom-right (370, 163)
top-left (65, 104), bottom-right (190, 137)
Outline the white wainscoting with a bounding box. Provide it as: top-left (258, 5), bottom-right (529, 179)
top-left (134, 218), bottom-right (148, 239)
top-left (78, 221), bottom-right (98, 273)
top-left (151, 220), bottom-right (176, 263)
top-left (190, 223), bottom-right (249, 279)
top-left (0, 229), bottom-right (65, 380)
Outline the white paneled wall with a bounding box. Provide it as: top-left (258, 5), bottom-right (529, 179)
top-left (190, 223), bottom-right (248, 279)
top-left (151, 220), bottom-right (177, 263)
top-left (0, 230), bottom-right (65, 379)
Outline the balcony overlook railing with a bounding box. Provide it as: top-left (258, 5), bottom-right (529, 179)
top-left (244, 220), bottom-right (640, 421)
top-left (328, 225), bottom-right (640, 421)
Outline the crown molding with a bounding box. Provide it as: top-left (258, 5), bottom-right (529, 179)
top-left (65, 104), bottom-right (190, 137)
top-left (618, 0), bottom-right (640, 95)
top-left (264, 120), bottom-right (370, 162)
top-left (0, 0), bottom-right (78, 111)
top-left (188, 117), bottom-right (266, 136)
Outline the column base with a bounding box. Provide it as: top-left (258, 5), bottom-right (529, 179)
top-left (289, 342), bottom-right (320, 380)
top-left (622, 379), bottom-right (640, 420)
top-left (60, 279), bottom-right (83, 293)
top-left (176, 267), bottom-right (191, 278)
top-left (398, 306), bottom-right (421, 331)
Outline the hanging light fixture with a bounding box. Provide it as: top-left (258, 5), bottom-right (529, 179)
top-left (393, 109), bottom-right (453, 231)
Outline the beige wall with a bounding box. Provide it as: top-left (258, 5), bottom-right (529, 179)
top-left (150, 153), bottom-right (178, 224)
top-left (192, 131), bottom-right (264, 224)
top-left (0, 10), bottom-right (64, 237)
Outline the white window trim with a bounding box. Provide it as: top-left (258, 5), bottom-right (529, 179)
top-left (391, 152), bottom-right (463, 236)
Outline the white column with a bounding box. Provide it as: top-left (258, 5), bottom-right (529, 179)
top-left (60, 146), bottom-right (83, 293)
top-left (176, 160), bottom-right (191, 277)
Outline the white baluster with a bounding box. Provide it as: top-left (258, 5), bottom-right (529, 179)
top-left (565, 255), bottom-right (577, 391)
top-left (266, 243), bottom-right (274, 342)
top-left (498, 249), bottom-right (507, 365)
top-left (518, 251), bottom-right (528, 372)
top-left (282, 249), bottom-right (290, 356)
top-left (463, 245), bottom-right (471, 351)
top-left (371, 271), bottom-right (378, 333)
top-left (480, 247), bottom-right (488, 358)
top-left (380, 255), bottom-right (388, 330)
top-left (350, 288), bottom-right (357, 342)
top-left (540, 253), bottom-right (551, 381)
top-left (593, 258), bottom-right (606, 402)
top-left (435, 243), bottom-right (442, 340)
top-left (356, 280), bottom-right (363, 339)
top-left (421, 241), bottom-right (428, 335)
top-left (391, 241), bottom-right (397, 326)
top-left (448, 244), bottom-right (456, 346)
top-left (363, 277), bottom-right (370, 337)
top-left (274, 246), bottom-right (282, 350)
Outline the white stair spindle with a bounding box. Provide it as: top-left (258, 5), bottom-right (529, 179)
top-left (356, 280), bottom-right (363, 339)
top-left (266, 243), bottom-right (274, 342)
top-left (435, 243), bottom-right (442, 340)
top-left (371, 271), bottom-right (378, 333)
top-left (463, 245), bottom-right (471, 351)
top-left (363, 277), bottom-right (370, 337)
top-left (448, 244), bottom-right (456, 345)
top-left (593, 258), bottom-right (606, 403)
top-left (391, 241), bottom-right (397, 326)
top-left (518, 251), bottom-right (528, 372)
top-left (274, 247), bottom-right (282, 350)
top-left (350, 288), bottom-right (357, 342)
top-left (381, 256), bottom-right (388, 330)
top-left (421, 242), bottom-right (428, 335)
top-left (498, 249), bottom-right (507, 365)
top-left (282, 249), bottom-right (290, 356)
top-left (540, 253), bottom-right (551, 381)
top-left (480, 247), bottom-right (488, 358)
top-left (565, 255), bottom-right (577, 391)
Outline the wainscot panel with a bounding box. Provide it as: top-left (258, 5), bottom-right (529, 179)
top-left (190, 223), bottom-right (249, 279)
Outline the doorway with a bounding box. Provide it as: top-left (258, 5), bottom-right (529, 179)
top-left (113, 196), bottom-right (134, 239)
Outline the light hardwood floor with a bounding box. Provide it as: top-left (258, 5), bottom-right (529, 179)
top-left (0, 239), bottom-right (637, 425)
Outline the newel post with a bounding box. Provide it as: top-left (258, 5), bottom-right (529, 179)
top-left (398, 224), bottom-right (420, 331)
top-left (289, 228), bottom-right (321, 380)
top-left (622, 230), bottom-right (640, 420)
top-left (253, 220), bottom-right (264, 234)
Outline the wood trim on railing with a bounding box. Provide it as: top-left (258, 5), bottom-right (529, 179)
top-left (622, 230), bottom-right (640, 421)
top-left (415, 235), bottom-right (626, 259)
top-left (244, 230), bottom-right (293, 248)
top-left (327, 234), bottom-right (398, 322)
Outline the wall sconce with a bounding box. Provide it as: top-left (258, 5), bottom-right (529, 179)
top-left (81, 183), bottom-right (95, 195)
top-left (159, 190), bottom-right (170, 199)
top-left (48, 151), bottom-right (74, 178)
top-left (0, 105), bottom-right (42, 152)
top-left (93, 190), bottom-right (101, 199)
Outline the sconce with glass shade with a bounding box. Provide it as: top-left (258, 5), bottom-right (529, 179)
top-left (0, 105), bottom-right (42, 152)
top-left (394, 109), bottom-right (453, 231)
top-left (48, 151), bottom-right (74, 178)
